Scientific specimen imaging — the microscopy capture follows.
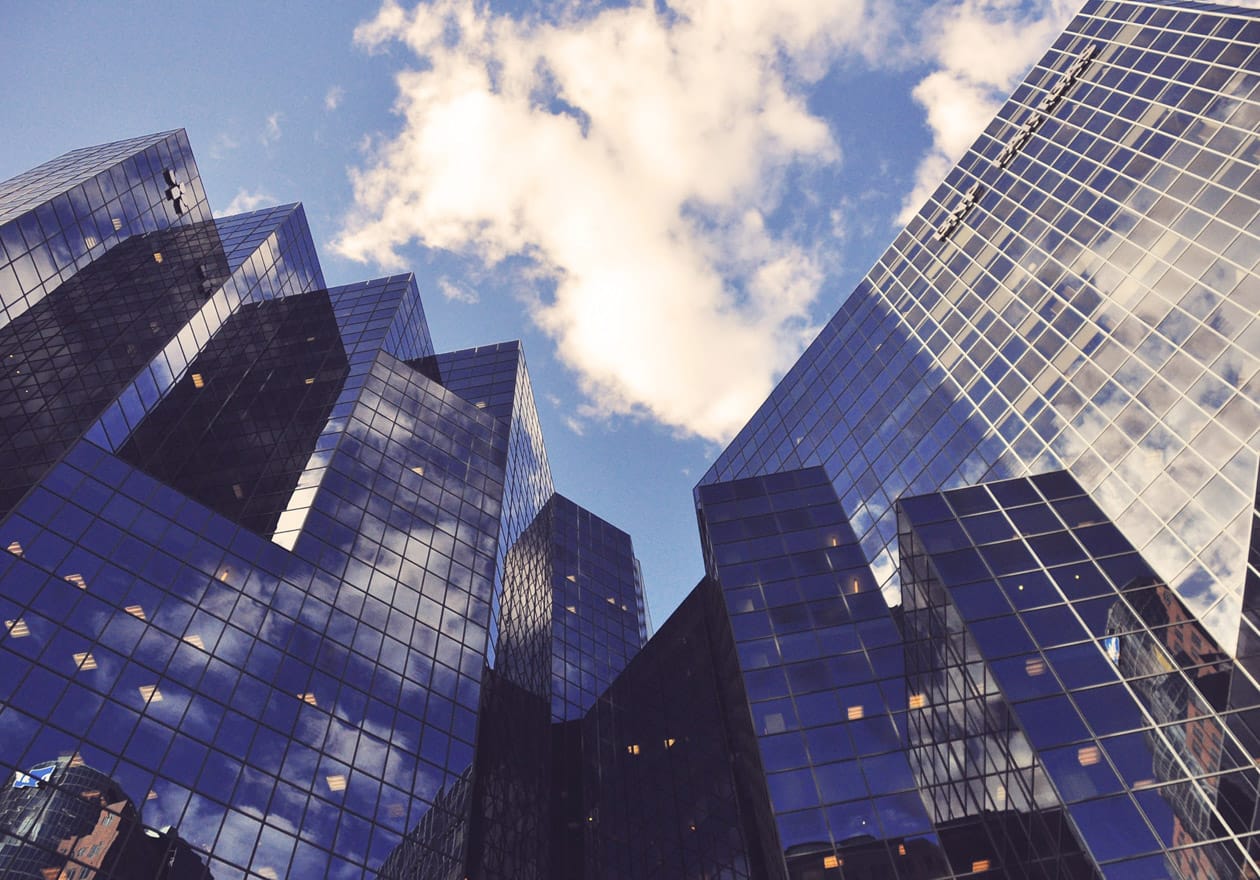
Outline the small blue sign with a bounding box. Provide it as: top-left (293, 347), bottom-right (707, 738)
top-left (13, 764), bottom-right (55, 789)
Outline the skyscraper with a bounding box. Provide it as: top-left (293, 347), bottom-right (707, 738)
top-left (0, 132), bottom-right (646, 878)
top-left (2, 0), bottom-right (1259, 877)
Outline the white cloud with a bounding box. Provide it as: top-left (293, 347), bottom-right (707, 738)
top-left (262, 112), bottom-right (283, 146)
top-left (217, 189), bottom-right (278, 217)
top-left (336, 0), bottom-right (891, 443)
top-left (438, 277), bottom-right (479, 304)
top-left (325, 86), bottom-right (346, 111)
top-left (897, 0), bottom-right (1079, 224)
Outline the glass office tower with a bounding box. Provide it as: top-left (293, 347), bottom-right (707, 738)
top-left (0, 132), bottom-right (646, 879)
top-left (3, 0), bottom-right (1260, 877)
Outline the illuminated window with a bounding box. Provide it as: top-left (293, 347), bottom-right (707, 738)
top-left (84, 235), bottom-right (98, 248)
top-left (664, 738), bottom-right (676, 749)
top-left (5, 618), bottom-right (29, 638)
top-left (326, 774), bottom-right (347, 792)
top-left (191, 372), bottom-right (205, 388)
top-left (850, 578), bottom-right (860, 594)
top-left (217, 568), bottom-right (230, 582)
top-left (146, 790), bottom-right (158, 800)
top-left (410, 465), bottom-right (425, 476)
top-left (259, 870), bottom-right (279, 880)
top-left (111, 218), bottom-right (123, 231)
top-left (565, 605), bottom-right (577, 613)
top-left (606, 596), bottom-right (617, 605)
top-left (823, 855), bottom-right (841, 869)
top-left (184, 634), bottom-right (205, 649)
top-left (125, 605), bottom-right (146, 620)
top-left (847, 705), bottom-right (864, 721)
top-left (565, 574), bottom-right (576, 582)
top-left (299, 692), bottom-right (318, 706)
top-left (232, 483), bottom-right (245, 499)
top-left (152, 252), bottom-right (163, 263)
top-left (626, 744), bottom-right (640, 755)
top-left (1025, 657), bottom-right (1046, 676)
top-left (972, 859), bottom-right (992, 872)
top-left (7, 540), bottom-right (22, 556)
top-left (304, 377), bottom-right (315, 385)
top-left (1077, 745), bottom-right (1100, 766)
top-left (908, 693), bottom-right (926, 709)
top-left (69, 754), bottom-right (85, 768)
top-left (138, 685), bottom-right (163, 703)
top-left (898, 844), bottom-right (907, 856)
top-left (64, 573), bottom-right (87, 589)
top-left (73, 652), bottom-right (97, 670)
top-left (475, 401), bottom-right (486, 408)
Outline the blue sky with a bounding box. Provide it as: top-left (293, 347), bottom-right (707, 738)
top-left (2, 0), bottom-right (1093, 625)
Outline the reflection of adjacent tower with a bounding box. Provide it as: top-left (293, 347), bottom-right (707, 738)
top-left (0, 756), bottom-right (210, 880)
top-left (1108, 583), bottom-right (1234, 880)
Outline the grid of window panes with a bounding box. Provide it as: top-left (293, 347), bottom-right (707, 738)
top-left (696, 467), bottom-right (937, 876)
top-left (273, 274), bottom-right (434, 550)
top-left (898, 471), bottom-right (1260, 877)
top-left (0, 343), bottom-right (516, 877)
top-left (548, 493), bottom-right (647, 721)
top-left (412, 342), bottom-right (555, 667)
top-left (577, 579), bottom-right (762, 879)
top-left (0, 131), bottom-right (209, 330)
top-left (702, 0), bottom-right (1260, 652)
top-left (0, 220), bottom-right (231, 519)
top-left (84, 204), bottom-right (327, 457)
top-left (118, 291), bottom-right (351, 537)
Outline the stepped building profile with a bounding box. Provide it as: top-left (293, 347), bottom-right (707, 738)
top-left (1, 0), bottom-right (1258, 877)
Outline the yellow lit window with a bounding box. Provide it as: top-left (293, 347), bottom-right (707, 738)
top-left (626, 744), bottom-right (640, 755)
top-left (7, 540), bottom-right (22, 556)
top-left (606, 596), bottom-right (617, 605)
top-left (664, 738), bottom-right (676, 749)
top-left (898, 844), bottom-right (907, 856)
top-left (191, 373), bottom-right (205, 388)
top-left (972, 859), bottom-right (991, 872)
top-left (475, 401), bottom-right (486, 408)
top-left (326, 774), bottom-right (347, 792)
top-left (304, 377), bottom-right (315, 385)
top-left (146, 790), bottom-right (158, 801)
top-left (565, 605), bottom-right (577, 614)
top-left (138, 685), bottom-right (163, 703)
top-left (565, 574), bottom-right (576, 582)
top-left (184, 634), bottom-right (205, 649)
top-left (84, 235), bottom-right (98, 248)
top-left (152, 252), bottom-right (163, 263)
top-left (5, 618), bottom-right (29, 638)
top-left (847, 705), bottom-right (864, 721)
top-left (908, 693), bottom-right (926, 709)
top-left (823, 855), bottom-right (840, 869)
top-left (300, 692), bottom-right (318, 706)
top-left (1077, 745), bottom-right (1100, 766)
top-left (69, 754), bottom-right (85, 768)
top-left (64, 573), bottom-right (87, 589)
top-left (1025, 657), bottom-right (1046, 676)
top-left (73, 652), bottom-right (97, 671)
top-left (410, 465), bottom-right (425, 477)
top-left (125, 605), bottom-right (146, 620)
top-left (111, 218), bottom-right (123, 231)
top-left (217, 568), bottom-right (230, 582)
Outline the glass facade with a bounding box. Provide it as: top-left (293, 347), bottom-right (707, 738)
top-left (703, 0), bottom-right (1260, 651)
top-left (3, 0), bottom-right (1260, 876)
top-left (0, 132), bottom-right (644, 880)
